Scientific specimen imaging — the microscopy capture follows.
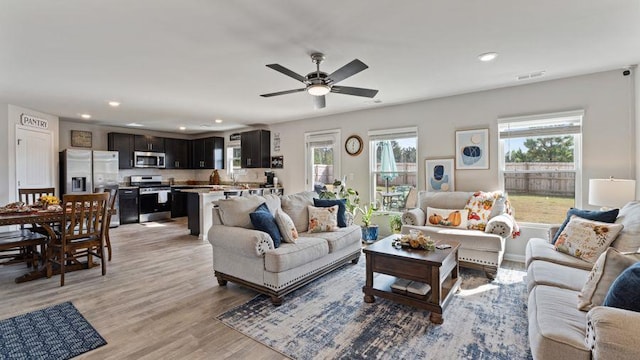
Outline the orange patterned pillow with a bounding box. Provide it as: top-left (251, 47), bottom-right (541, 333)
top-left (464, 191), bottom-right (496, 231)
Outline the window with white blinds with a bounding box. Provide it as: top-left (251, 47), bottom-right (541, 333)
top-left (498, 110), bottom-right (583, 224)
top-left (368, 127), bottom-right (418, 211)
top-left (305, 130), bottom-right (341, 193)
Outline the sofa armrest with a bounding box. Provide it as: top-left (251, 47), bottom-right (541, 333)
top-left (402, 208), bottom-right (425, 226)
top-left (586, 306), bottom-right (640, 360)
top-left (547, 225), bottom-right (561, 242)
top-left (208, 224), bottom-right (274, 257)
top-left (485, 214), bottom-right (514, 238)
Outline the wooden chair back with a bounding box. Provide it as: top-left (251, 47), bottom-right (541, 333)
top-left (61, 193), bottom-right (109, 243)
top-left (18, 187), bottom-right (55, 205)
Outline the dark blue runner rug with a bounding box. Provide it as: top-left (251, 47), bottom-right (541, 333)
top-left (0, 302), bottom-right (106, 360)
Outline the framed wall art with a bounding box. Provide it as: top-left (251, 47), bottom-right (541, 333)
top-left (456, 129), bottom-right (489, 169)
top-left (70, 130), bottom-right (92, 148)
top-left (425, 158), bottom-right (455, 192)
top-left (271, 155), bottom-right (284, 169)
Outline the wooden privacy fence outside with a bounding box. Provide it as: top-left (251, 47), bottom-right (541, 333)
top-left (504, 162), bottom-right (575, 197)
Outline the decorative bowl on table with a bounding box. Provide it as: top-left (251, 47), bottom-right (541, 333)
top-left (394, 232), bottom-right (435, 250)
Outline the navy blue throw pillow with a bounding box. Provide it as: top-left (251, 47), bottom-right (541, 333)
top-left (603, 262), bottom-right (640, 312)
top-left (314, 198), bottom-right (347, 227)
top-left (551, 208), bottom-right (619, 244)
top-left (250, 203), bottom-right (282, 248)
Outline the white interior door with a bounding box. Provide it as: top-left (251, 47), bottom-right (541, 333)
top-left (16, 126), bottom-right (54, 192)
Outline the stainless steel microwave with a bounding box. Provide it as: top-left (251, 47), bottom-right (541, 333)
top-left (134, 151), bottom-right (166, 168)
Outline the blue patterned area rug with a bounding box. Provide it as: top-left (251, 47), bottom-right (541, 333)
top-left (218, 260), bottom-right (532, 360)
top-left (0, 302), bottom-right (106, 360)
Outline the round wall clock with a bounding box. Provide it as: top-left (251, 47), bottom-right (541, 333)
top-left (345, 135), bottom-right (363, 156)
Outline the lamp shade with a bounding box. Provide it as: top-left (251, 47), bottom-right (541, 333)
top-left (589, 178), bottom-right (636, 208)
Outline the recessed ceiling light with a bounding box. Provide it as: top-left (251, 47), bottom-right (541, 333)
top-left (179, 126), bottom-right (186, 130)
top-left (215, 119), bottom-right (223, 123)
top-left (478, 52), bottom-right (498, 62)
top-left (108, 101), bottom-right (121, 107)
top-left (80, 114), bottom-right (91, 119)
top-left (126, 122), bottom-right (144, 127)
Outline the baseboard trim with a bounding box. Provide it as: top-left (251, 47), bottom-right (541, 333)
top-left (504, 253), bottom-right (525, 263)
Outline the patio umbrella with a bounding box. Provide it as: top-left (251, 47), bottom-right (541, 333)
top-left (379, 141), bottom-right (398, 193)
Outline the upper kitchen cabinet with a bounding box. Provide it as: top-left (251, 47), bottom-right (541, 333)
top-left (164, 138), bottom-right (190, 169)
top-left (108, 132), bottom-right (134, 169)
top-left (241, 130), bottom-right (270, 168)
top-left (134, 135), bottom-right (165, 152)
top-left (191, 136), bottom-right (224, 169)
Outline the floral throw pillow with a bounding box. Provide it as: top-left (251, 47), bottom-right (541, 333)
top-left (463, 191), bottom-right (496, 231)
top-left (308, 205), bottom-right (338, 233)
top-left (275, 208), bottom-right (299, 243)
top-left (555, 215), bottom-right (624, 263)
top-left (426, 207), bottom-right (469, 229)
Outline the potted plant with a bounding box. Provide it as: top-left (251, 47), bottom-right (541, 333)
top-left (319, 180), bottom-right (360, 225)
top-left (389, 214), bottom-right (402, 234)
top-left (357, 203), bottom-right (379, 243)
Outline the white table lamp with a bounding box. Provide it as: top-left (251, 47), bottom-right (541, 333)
top-left (588, 178), bottom-right (636, 209)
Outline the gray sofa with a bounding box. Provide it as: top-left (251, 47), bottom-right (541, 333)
top-left (208, 191), bottom-right (361, 305)
top-left (526, 201), bottom-right (640, 360)
top-left (401, 191), bottom-right (516, 279)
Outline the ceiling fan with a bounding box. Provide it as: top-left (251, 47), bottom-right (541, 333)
top-left (260, 53), bottom-right (379, 109)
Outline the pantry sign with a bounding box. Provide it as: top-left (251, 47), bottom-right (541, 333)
top-left (20, 113), bottom-right (49, 129)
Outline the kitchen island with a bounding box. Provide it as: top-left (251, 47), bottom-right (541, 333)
top-left (182, 187), bottom-right (283, 241)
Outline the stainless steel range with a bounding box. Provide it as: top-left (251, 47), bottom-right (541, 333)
top-left (130, 175), bottom-right (171, 222)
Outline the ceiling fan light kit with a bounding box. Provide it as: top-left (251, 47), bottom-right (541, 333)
top-left (261, 52), bottom-right (378, 109)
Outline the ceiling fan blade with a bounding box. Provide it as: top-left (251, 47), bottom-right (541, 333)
top-left (266, 64), bottom-right (307, 83)
top-left (331, 86), bottom-right (378, 98)
top-left (327, 59), bottom-right (368, 84)
top-left (313, 95), bottom-right (326, 109)
top-left (260, 88), bottom-right (306, 97)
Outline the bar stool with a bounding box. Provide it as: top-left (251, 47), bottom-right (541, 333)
top-left (248, 189), bottom-right (263, 196)
top-left (224, 190), bottom-right (242, 199)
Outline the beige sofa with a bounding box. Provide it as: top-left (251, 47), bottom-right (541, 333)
top-left (401, 191), bottom-right (516, 279)
top-left (208, 191), bottom-right (361, 305)
top-left (526, 201), bottom-right (640, 360)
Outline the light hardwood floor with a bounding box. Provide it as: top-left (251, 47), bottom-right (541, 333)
top-left (0, 218), bottom-right (287, 359)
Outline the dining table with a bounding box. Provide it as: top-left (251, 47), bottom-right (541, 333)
top-left (0, 208), bottom-right (99, 283)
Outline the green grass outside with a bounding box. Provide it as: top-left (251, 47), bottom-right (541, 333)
top-left (508, 194), bottom-right (574, 224)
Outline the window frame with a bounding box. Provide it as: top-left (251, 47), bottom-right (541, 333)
top-left (304, 129), bottom-right (341, 192)
top-left (226, 143), bottom-right (241, 172)
top-left (497, 110), bottom-right (584, 225)
top-left (367, 127), bottom-right (418, 207)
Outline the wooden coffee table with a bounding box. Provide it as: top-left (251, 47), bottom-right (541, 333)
top-left (362, 235), bottom-right (461, 324)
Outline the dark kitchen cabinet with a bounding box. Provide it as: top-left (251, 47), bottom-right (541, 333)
top-left (134, 135), bottom-right (165, 152)
top-left (191, 136), bottom-right (224, 169)
top-left (170, 186), bottom-right (193, 218)
top-left (165, 138), bottom-right (190, 169)
top-left (241, 130), bottom-right (270, 168)
top-left (108, 132), bottom-right (135, 169)
top-left (119, 188), bottom-right (139, 224)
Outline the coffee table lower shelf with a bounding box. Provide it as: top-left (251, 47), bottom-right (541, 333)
top-left (363, 273), bottom-right (461, 324)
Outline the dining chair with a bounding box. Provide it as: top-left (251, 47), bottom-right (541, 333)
top-left (47, 192), bottom-right (109, 286)
top-left (95, 187), bottom-right (118, 261)
top-left (18, 187), bottom-right (55, 206)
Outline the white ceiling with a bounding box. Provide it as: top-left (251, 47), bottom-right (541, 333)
top-left (1, 1), bottom-right (639, 134)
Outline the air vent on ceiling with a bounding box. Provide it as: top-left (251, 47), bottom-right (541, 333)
top-left (517, 71), bottom-right (546, 81)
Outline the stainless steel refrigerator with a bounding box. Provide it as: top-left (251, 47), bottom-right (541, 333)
top-left (59, 149), bottom-right (120, 227)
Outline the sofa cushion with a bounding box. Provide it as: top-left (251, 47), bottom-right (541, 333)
top-left (275, 208), bottom-right (298, 244)
top-left (554, 216), bottom-right (623, 263)
top-left (281, 191), bottom-right (317, 232)
top-left (528, 285), bottom-right (590, 360)
top-left (308, 205), bottom-right (338, 233)
top-left (426, 207), bottom-right (468, 229)
top-left (314, 198), bottom-right (347, 228)
top-left (603, 261), bottom-right (640, 312)
top-left (304, 225), bottom-right (361, 253)
top-left (612, 201), bottom-right (640, 252)
top-left (527, 260), bottom-right (589, 293)
top-left (250, 203), bottom-right (282, 248)
top-left (552, 208), bottom-right (619, 245)
top-left (489, 192), bottom-right (507, 219)
top-left (217, 195), bottom-right (267, 229)
top-left (578, 248), bottom-right (640, 311)
top-left (464, 191), bottom-right (496, 231)
top-left (264, 237), bottom-right (329, 272)
top-left (418, 191), bottom-right (473, 213)
top-left (402, 224), bottom-right (503, 252)
top-left (525, 237), bottom-right (592, 270)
